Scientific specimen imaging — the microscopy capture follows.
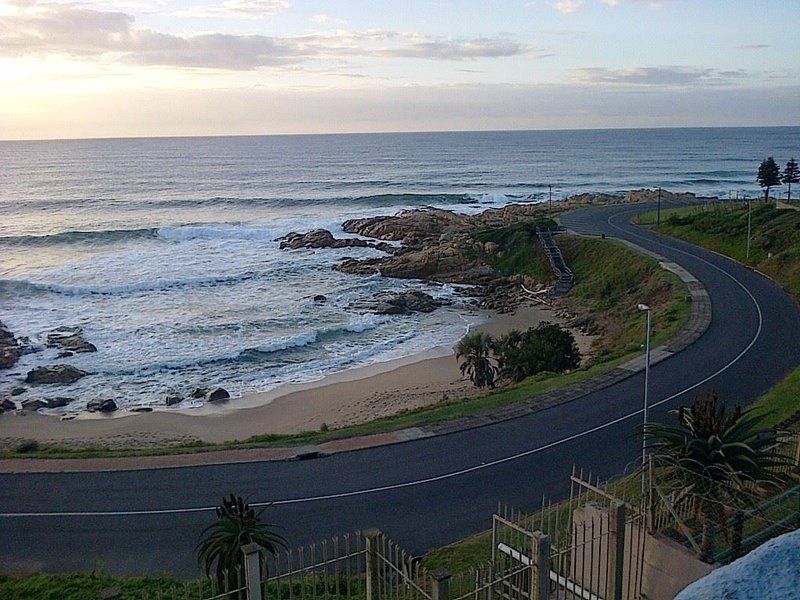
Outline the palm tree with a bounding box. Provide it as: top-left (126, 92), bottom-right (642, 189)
top-left (645, 392), bottom-right (789, 560)
top-left (456, 332), bottom-right (497, 388)
top-left (196, 495), bottom-right (287, 593)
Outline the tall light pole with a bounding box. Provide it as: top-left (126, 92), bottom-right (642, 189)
top-left (549, 184), bottom-right (552, 215)
top-left (638, 303), bottom-right (652, 497)
top-left (657, 187), bottom-right (662, 227)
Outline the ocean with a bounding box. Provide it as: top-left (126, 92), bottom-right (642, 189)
top-left (1, 127), bottom-right (797, 413)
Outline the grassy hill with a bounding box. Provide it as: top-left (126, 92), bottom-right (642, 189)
top-left (637, 202), bottom-right (800, 427)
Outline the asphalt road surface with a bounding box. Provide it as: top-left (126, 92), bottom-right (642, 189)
top-left (2, 201), bottom-right (799, 578)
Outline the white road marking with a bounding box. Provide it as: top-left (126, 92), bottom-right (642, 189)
top-left (0, 207), bottom-right (764, 518)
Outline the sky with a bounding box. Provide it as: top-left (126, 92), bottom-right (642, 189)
top-left (1, 0), bottom-right (798, 140)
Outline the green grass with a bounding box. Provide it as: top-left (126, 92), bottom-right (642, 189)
top-left (559, 236), bottom-right (691, 360)
top-left (471, 220), bottom-right (554, 280)
top-left (751, 367), bottom-right (800, 428)
top-left (636, 202), bottom-right (800, 428)
top-left (2, 234), bottom-right (690, 460)
top-left (0, 573), bottom-right (205, 600)
top-left (0, 573), bottom-right (369, 600)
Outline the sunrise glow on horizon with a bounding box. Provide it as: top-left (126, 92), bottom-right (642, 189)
top-left (1, 0), bottom-right (799, 140)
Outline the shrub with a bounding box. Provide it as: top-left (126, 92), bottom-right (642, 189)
top-left (493, 323), bottom-right (580, 383)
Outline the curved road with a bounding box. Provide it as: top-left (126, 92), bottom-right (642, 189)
top-left (2, 202), bottom-right (799, 577)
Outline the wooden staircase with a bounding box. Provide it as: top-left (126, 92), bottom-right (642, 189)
top-left (536, 227), bottom-right (574, 297)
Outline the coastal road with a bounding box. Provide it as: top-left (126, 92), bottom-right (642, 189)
top-left (2, 201), bottom-right (799, 578)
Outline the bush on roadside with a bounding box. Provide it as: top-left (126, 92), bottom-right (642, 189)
top-left (492, 323), bottom-right (581, 383)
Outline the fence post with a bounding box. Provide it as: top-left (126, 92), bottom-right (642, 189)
top-left (531, 531), bottom-right (550, 600)
top-left (241, 543), bottom-right (263, 600)
top-left (364, 528), bottom-right (381, 600)
top-left (430, 568), bottom-right (451, 600)
top-left (608, 501), bottom-right (627, 600)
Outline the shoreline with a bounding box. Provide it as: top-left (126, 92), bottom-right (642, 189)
top-left (0, 305), bottom-right (591, 449)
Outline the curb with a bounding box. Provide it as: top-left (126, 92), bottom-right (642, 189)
top-left (0, 232), bottom-right (712, 473)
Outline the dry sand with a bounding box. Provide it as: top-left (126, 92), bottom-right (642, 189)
top-left (0, 305), bottom-right (592, 450)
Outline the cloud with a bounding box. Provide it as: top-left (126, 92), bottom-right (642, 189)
top-left (175, 0), bottom-right (289, 18)
top-left (310, 13), bottom-right (346, 25)
top-left (553, 0), bottom-right (583, 14)
top-left (0, 1), bottom-right (533, 69)
top-left (381, 38), bottom-right (530, 60)
top-left (574, 66), bottom-right (746, 86)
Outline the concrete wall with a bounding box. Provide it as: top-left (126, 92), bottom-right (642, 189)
top-left (571, 503), bottom-right (716, 600)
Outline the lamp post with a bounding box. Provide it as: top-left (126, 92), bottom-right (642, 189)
top-left (549, 184), bottom-right (552, 215)
top-left (638, 303), bottom-right (652, 497)
top-left (657, 187), bottom-right (662, 227)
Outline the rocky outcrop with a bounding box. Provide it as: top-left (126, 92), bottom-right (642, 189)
top-left (45, 326), bottom-right (97, 353)
top-left (623, 189), bottom-right (697, 204)
top-left (25, 365), bottom-right (88, 385)
top-left (86, 398), bottom-right (118, 413)
top-left (343, 208), bottom-right (468, 246)
top-left (382, 244), bottom-right (497, 284)
top-left (205, 387), bottom-right (230, 402)
top-left (0, 398), bottom-right (16, 412)
top-left (21, 399), bottom-right (47, 411)
top-left (276, 229), bottom-right (396, 253)
top-left (354, 290), bottom-right (444, 315)
top-left (164, 392), bottom-right (183, 406)
top-left (0, 321), bottom-right (19, 369)
top-left (46, 397), bottom-right (73, 408)
top-left (189, 387), bottom-right (208, 399)
top-left (335, 257), bottom-right (384, 276)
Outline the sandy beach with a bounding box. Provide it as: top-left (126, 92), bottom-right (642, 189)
top-left (0, 305), bottom-right (592, 450)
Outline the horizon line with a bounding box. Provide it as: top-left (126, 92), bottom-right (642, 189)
top-left (3, 124), bottom-right (799, 144)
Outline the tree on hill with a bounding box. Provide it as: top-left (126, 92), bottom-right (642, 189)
top-left (783, 158), bottom-right (799, 201)
top-left (456, 332), bottom-right (497, 388)
top-left (757, 157), bottom-right (782, 201)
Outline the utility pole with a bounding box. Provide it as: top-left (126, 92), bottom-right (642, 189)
top-left (548, 184), bottom-right (552, 215)
top-left (657, 187), bottom-right (662, 227)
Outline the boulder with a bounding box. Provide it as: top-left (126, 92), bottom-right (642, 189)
top-left (1, 398), bottom-right (17, 411)
top-left (21, 399), bottom-right (47, 411)
top-left (189, 387), bottom-right (208, 399)
top-left (46, 397), bottom-right (73, 408)
top-left (365, 290), bottom-right (443, 315)
top-left (25, 365), bottom-right (87, 385)
top-left (205, 387), bottom-right (230, 402)
top-left (313, 295), bottom-right (327, 304)
top-left (130, 406), bottom-right (153, 413)
top-left (86, 398), bottom-right (118, 413)
top-left (10, 387), bottom-right (26, 396)
top-left (276, 229), bottom-right (374, 250)
top-left (0, 320), bottom-right (19, 369)
top-left (45, 326), bottom-right (97, 353)
top-left (164, 393), bottom-right (183, 406)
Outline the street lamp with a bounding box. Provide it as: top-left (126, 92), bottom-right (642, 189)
top-left (638, 303), bottom-right (652, 497)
